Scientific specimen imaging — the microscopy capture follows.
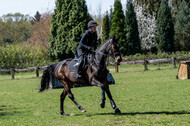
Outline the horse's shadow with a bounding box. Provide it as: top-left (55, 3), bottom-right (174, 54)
top-left (0, 105), bottom-right (21, 117)
top-left (73, 110), bottom-right (190, 117)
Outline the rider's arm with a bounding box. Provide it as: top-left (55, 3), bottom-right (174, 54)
top-left (94, 34), bottom-right (97, 50)
top-left (79, 32), bottom-right (91, 50)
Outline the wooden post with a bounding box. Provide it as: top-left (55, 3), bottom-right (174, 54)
top-left (172, 57), bottom-right (176, 68)
top-left (144, 59), bottom-right (148, 71)
top-left (11, 68), bottom-right (15, 79)
top-left (36, 67), bottom-right (39, 77)
top-left (115, 59), bottom-right (118, 72)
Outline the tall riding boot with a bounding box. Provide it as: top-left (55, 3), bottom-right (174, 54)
top-left (76, 59), bottom-right (83, 79)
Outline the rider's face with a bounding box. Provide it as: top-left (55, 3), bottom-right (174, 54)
top-left (90, 26), bottom-right (96, 32)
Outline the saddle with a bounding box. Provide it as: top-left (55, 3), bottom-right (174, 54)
top-left (68, 53), bottom-right (94, 72)
top-left (68, 58), bottom-right (79, 72)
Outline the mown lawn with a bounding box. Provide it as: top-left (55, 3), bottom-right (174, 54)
top-left (0, 64), bottom-right (190, 126)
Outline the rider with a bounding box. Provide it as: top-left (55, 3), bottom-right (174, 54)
top-left (75, 20), bottom-right (98, 79)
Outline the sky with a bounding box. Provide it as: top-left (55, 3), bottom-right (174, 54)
top-left (0, 0), bottom-right (126, 17)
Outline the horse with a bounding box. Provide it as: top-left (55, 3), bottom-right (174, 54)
top-left (39, 36), bottom-right (122, 116)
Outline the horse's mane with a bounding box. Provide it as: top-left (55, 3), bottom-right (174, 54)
top-left (95, 39), bottom-right (110, 52)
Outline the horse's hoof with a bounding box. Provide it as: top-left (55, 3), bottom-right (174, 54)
top-left (115, 108), bottom-right (121, 114)
top-left (99, 102), bottom-right (105, 108)
top-left (61, 112), bottom-right (69, 116)
top-left (81, 109), bottom-right (86, 113)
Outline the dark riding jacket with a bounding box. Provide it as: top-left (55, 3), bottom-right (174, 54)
top-left (77, 30), bottom-right (97, 56)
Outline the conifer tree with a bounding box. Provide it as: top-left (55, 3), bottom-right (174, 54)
top-left (135, 0), bottom-right (161, 15)
top-left (49, 0), bottom-right (92, 60)
top-left (172, 0), bottom-right (190, 16)
top-left (33, 11), bottom-right (41, 22)
top-left (109, 6), bottom-right (113, 31)
top-left (156, 0), bottom-right (174, 52)
top-left (174, 0), bottom-right (190, 51)
top-left (110, 0), bottom-right (126, 55)
top-left (125, 0), bottom-right (141, 55)
top-left (102, 11), bottom-right (110, 42)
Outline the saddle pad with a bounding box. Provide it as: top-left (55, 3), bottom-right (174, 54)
top-left (68, 59), bottom-right (78, 72)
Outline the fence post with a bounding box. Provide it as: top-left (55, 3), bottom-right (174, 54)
top-left (11, 68), bottom-right (15, 79)
top-left (172, 57), bottom-right (176, 68)
top-left (115, 59), bottom-right (119, 72)
top-left (144, 59), bottom-right (148, 71)
top-left (36, 67), bottom-right (39, 77)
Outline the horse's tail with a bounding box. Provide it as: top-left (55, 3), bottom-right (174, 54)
top-left (39, 63), bottom-right (57, 92)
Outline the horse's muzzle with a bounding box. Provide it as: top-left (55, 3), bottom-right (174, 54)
top-left (115, 56), bottom-right (122, 64)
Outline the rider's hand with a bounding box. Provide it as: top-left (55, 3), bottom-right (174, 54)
top-left (87, 47), bottom-right (91, 50)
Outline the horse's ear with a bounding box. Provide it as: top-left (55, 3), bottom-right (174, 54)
top-left (112, 36), bottom-right (115, 41)
top-left (111, 36), bottom-right (115, 44)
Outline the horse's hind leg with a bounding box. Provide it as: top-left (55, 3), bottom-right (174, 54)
top-left (60, 89), bottom-right (68, 116)
top-left (67, 88), bottom-right (86, 113)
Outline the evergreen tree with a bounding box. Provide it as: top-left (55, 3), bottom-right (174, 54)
top-left (125, 0), bottom-right (141, 55)
top-left (174, 0), bottom-right (190, 51)
top-left (110, 0), bottom-right (126, 55)
top-left (102, 11), bottom-right (110, 42)
top-left (156, 0), bottom-right (174, 52)
top-left (49, 0), bottom-right (92, 60)
top-left (68, 0), bottom-right (92, 55)
top-left (172, 0), bottom-right (190, 16)
top-left (109, 6), bottom-right (113, 31)
top-left (135, 0), bottom-right (161, 15)
top-left (33, 11), bottom-right (41, 22)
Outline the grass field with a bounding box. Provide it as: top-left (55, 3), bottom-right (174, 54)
top-left (1, 64), bottom-right (190, 126)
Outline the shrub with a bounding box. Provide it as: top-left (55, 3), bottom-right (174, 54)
top-left (0, 43), bottom-right (52, 69)
top-left (122, 51), bottom-right (190, 61)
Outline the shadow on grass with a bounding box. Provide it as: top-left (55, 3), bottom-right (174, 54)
top-left (0, 105), bottom-right (21, 117)
top-left (73, 111), bottom-right (190, 117)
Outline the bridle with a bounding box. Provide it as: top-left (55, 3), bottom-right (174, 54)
top-left (96, 39), bottom-right (121, 59)
top-left (93, 39), bottom-right (121, 68)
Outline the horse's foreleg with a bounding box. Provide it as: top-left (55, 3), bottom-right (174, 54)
top-left (90, 77), bottom-right (107, 108)
top-left (67, 89), bottom-right (86, 113)
top-left (99, 90), bottom-right (106, 108)
top-left (103, 86), bottom-right (121, 114)
top-left (60, 90), bottom-right (68, 116)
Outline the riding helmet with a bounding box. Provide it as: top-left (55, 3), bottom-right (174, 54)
top-left (88, 21), bottom-right (98, 28)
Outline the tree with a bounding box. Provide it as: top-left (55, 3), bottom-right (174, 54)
top-left (134, 0), bottom-right (161, 15)
top-left (125, 0), bottom-right (141, 55)
top-left (49, 0), bottom-right (92, 60)
top-left (0, 13), bottom-right (32, 44)
top-left (171, 0), bottom-right (190, 17)
top-left (110, 0), bottom-right (126, 55)
top-left (109, 6), bottom-right (113, 32)
top-left (95, 2), bottom-right (102, 41)
top-left (102, 11), bottom-right (110, 42)
top-left (31, 11), bottom-right (41, 24)
top-left (134, 2), bottom-right (158, 52)
top-left (28, 12), bottom-right (51, 49)
top-left (156, 0), bottom-right (174, 52)
top-left (174, 1), bottom-right (190, 51)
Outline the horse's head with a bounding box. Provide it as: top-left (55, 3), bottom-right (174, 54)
top-left (108, 36), bottom-right (122, 63)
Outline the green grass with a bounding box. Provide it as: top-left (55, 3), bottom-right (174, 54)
top-left (1, 64), bottom-right (190, 126)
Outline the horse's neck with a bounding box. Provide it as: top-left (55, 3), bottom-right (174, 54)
top-left (95, 42), bottom-right (109, 68)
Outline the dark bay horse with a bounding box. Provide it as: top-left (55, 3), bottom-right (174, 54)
top-left (39, 36), bottom-right (122, 116)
